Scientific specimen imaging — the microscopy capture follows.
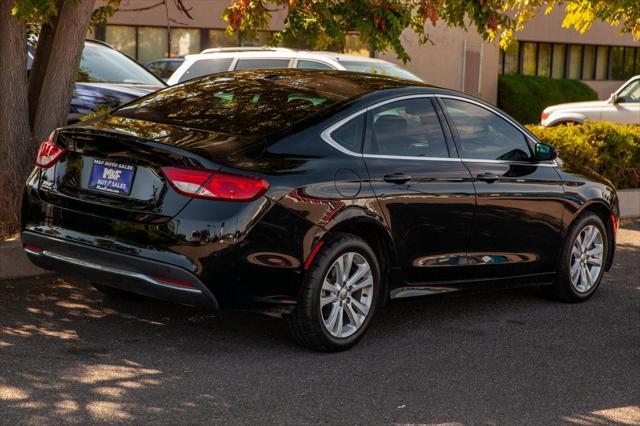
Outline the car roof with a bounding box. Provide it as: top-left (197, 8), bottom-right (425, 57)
top-left (148, 58), bottom-right (184, 62)
top-left (182, 68), bottom-right (432, 96)
top-left (85, 39), bottom-right (115, 49)
top-left (184, 48), bottom-right (395, 65)
top-left (113, 69), bottom-right (438, 138)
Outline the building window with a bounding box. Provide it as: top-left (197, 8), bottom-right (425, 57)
top-left (170, 28), bottom-right (200, 57)
top-left (623, 47), bottom-right (635, 78)
top-left (537, 43), bottom-right (551, 77)
top-left (611, 46), bottom-right (625, 80)
top-left (207, 29), bottom-right (239, 48)
top-left (582, 45), bottom-right (596, 80)
top-left (344, 33), bottom-right (370, 57)
top-left (551, 44), bottom-right (566, 78)
top-left (105, 25), bottom-right (136, 59)
top-left (567, 44), bottom-right (582, 79)
top-left (502, 42), bottom-right (519, 75)
top-left (138, 27), bottom-right (168, 64)
top-left (521, 42), bottom-right (537, 76)
top-left (501, 41), bottom-right (636, 81)
top-left (595, 46), bottom-right (609, 80)
top-left (240, 30), bottom-right (273, 47)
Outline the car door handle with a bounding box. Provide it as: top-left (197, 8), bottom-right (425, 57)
top-left (476, 172), bottom-right (501, 183)
top-left (383, 173), bottom-right (412, 184)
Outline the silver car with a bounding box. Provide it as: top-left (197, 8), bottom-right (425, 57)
top-left (166, 47), bottom-right (422, 85)
top-left (541, 75), bottom-right (640, 126)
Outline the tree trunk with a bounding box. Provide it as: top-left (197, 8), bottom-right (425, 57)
top-left (0, 0), bottom-right (96, 237)
top-left (30, 0), bottom-right (96, 142)
top-left (0, 2), bottom-right (31, 236)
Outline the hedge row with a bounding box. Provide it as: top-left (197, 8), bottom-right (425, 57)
top-left (527, 122), bottom-right (640, 189)
top-left (498, 75), bottom-right (598, 124)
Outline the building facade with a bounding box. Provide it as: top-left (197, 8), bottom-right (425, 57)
top-left (96, 1), bottom-right (640, 104)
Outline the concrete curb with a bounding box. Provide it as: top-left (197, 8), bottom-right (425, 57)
top-left (0, 240), bottom-right (52, 281)
top-left (618, 189), bottom-right (640, 219)
top-left (1, 189), bottom-right (638, 282)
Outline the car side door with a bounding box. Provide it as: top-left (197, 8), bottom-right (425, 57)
top-left (361, 96), bottom-right (476, 286)
top-left (439, 96), bottom-right (565, 280)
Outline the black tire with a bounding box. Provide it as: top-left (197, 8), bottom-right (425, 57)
top-left (91, 282), bottom-right (143, 300)
top-left (287, 233), bottom-right (381, 352)
top-left (545, 212), bottom-right (608, 302)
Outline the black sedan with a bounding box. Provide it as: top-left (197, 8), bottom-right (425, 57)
top-left (22, 70), bottom-right (619, 351)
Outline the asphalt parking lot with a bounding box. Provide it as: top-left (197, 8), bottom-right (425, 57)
top-left (1, 222), bottom-right (638, 425)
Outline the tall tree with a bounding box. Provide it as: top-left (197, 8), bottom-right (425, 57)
top-left (224, 0), bottom-right (640, 61)
top-left (1, 0), bottom-right (639, 236)
top-left (1, 0), bottom-right (96, 237)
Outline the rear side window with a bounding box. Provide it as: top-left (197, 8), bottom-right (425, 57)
top-left (331, 115), bottom-right (364, 152)
top-left (146, 61), bottom-right (165, 79)
top-left (339, 60), bottom-right (422, 82)
top-left (166, 60), bottom-right (183, 73)
top-left (178, 58), bottom-right (233, 82)
top-left (364, 98), bottom-right (449, 158)
top-left (235, 59), bottom-right (290, 70)
top-left (441, 98), bottom-right (532, 162)
top-left (618, 80), bottom-right (640, 103)
top-left (297, 60), bottom-right (334, 70)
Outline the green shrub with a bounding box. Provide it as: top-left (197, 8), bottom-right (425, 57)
top-left (527, 122), bottom-right (640, 189)
top-left (498, 75), bottom-right (598, 125)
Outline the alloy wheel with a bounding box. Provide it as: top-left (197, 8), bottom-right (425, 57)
top-left (320, 252), bottom-right (374, 338)
top-left (569, 224), bottom-right (604, 293)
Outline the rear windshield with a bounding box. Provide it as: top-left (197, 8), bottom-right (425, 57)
top-left (114, 71), bottom-right (355, 137)
top-left (178, 58), bottom-right (233, 82)
top-left (77, 42), bottom-right (162, 85)
top-left (339, 60), bottom-right (422, 82)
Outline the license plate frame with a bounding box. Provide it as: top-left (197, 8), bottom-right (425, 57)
top-left (88, 159), bottom-right (136, 196)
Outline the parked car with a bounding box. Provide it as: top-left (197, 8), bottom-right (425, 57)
top-left (22, 70), bottom-right (618, 351)
top-left (541, 75), bottom-right (640, 126)
top-left (166, 47), bottom-right (422, 85)
top-left (28, 40), bottom-right (165, 124)
top-left (145, 58), bottom-right (185, 82)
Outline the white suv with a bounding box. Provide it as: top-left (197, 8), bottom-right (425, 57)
top-left (541, 75), bottom-right (640, 126)
top-left (166, 47), bottom-right (422, 85)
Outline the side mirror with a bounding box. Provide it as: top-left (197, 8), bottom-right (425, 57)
top-left (535, 143), bottom-right (558, 162)
top-left (608, 93), bottom-right (619, 104)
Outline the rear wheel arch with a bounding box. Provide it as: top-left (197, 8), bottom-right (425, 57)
top-left (324, 218), bottom-right (397, 305)
top-left (547, 112), bottom-right (586, 127)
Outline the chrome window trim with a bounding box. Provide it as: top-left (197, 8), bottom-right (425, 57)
top-left (363, 154), bottom-right (462, 162)
top-left (320, 93), bottom-right (557, 167)
top-left (321, 94), bottom-right (459, 161)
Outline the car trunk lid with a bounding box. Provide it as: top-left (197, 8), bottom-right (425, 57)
top-left (37, 117), bottom-right (264, 223)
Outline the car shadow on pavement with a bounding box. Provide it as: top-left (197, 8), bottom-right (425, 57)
top-left (0, 226), bottom-right (638, 424)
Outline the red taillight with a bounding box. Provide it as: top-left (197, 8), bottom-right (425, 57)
top-left (36, 133), bottom-right (66, 168)
top-left (23, 243), bottom-right (43, 253)
top-left (153, 276), bottom-right (194, 288)
top-left (161, 167), bottom-right (269, 201)
top-left (540, 111), bottom-right (549, 122)
top-left (610, 213), bottom-right (618, 236)
top-left (304, 240), bottom-right (325, 270)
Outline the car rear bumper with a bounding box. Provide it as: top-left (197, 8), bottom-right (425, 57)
top-left (21, 231), bottom-right (218, 309)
